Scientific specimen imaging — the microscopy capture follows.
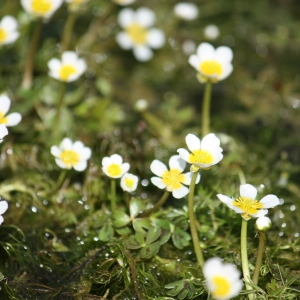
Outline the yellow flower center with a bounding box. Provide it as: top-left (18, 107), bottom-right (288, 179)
top-left (126, 23), bottom-right (148, 45)
top-left (60, 150), bottom-right (80, 167)
top-left (189, 150), bottom-right (214, 166)
top-left (59, 65), bottom-right (77, 81)
top-left (0, 111), bottom-right (8, 125)
top-left (162, 169), bottom-right (185, 191)
top-left (232, 196), bottom-right (264, 220)
top-left (199, 60), bottom-right (223, 78)
top-left (124, 178), bottom-right (134, 188)
top-left (0, 29), bottom-right (7, 43)
top-left (107, 164), bottom-right (122, 177)
top-left (31, 0), bottom-right (53, 14)
top-left (212, 276), bottom-right (231, 297)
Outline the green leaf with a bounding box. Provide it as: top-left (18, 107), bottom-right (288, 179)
top-left (165, 280), bottom-right (185, 296)
top-left (145, 226), bottom-right (161, 245)
top-left (96, 78), bottom-right (112, 96)
top-left (98, 222), bottom-right (114, 242)
top-left (126, 232), bottom-right (144, 249)
top-left (153, 219), bottom-right (171, 245)
top-left (64, 87), bottom-right (85, 105)
top-left (112, 210), bottom-right (131, 228)
top-left (0, 272), bottom-right (5, 281)
top-left (132, 219), bottom-right (151, 234)
top-left (172, 228), bottom-right (191, 249)
top-left (139, 241), bottom-right (160, 259)
top-left (115, 226), bottom-right (132, 236)
top-left (130, 198), bottom-right (145, 219)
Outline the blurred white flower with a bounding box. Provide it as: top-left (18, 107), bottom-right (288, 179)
top-left (177, 133), bottom-right (223, 170)
top-left (0, 94), bottom-right (22, 127)
top-left (102, 154), bottom-right (130, 178)
top-left (174, 3), bottom-right (199, 21)
top-left (0, 124), bottom-right (8, 143)
top-left (116, 7), bottom-right (165, 61)
top-left (134, 99), bottom-right (149, 112)
top-left (113, 0), bottom-right (136, 6)
top-left (0, 200), bottom-right (8, 225)
top-left (51, 138), bottom-right (92, 171)
top-left (256, 215), bottom-right (272, 231)
top-left (48, 51), bottom-right (87, 82)
top-left (0, 16), bottom-right (20, 46)
top-left (121, 173), bottom-right (139, 192)
top-left (150, 155), bottom-right (200, 199)
top-left (182, 39), bottom-right (196, 56)
top-left (217, 184), bottom-right (280, 221)
top-left (189, 42), bottom-right (233, 83)
top-left (21, 0), bottom-right (63, 19)
top-left (204, 25), bottom-right (220, 40)
top-left (203, 257), bottom-right (243, 300)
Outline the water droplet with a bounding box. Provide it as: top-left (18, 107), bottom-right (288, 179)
top-left (290, 205), bottom-right (296, 211)
top-left (141, 179), bottom-right (149, 187)
top-left (281, 223), bottom-right (286, 228)
top-left (294, 233), bottom-right (299, 238)
top-left (65, 228), bottom-right (71, 233)
top-left (279, 211), bottom-right (284, 218)
top-left (279, 198), bottom-right (284, 205)
top-left (93, 237), bottom-right (99, 241)
top-left (279, 232), bottom-right (284, 236)
top-left (31, 206), bottom-right (37, 213)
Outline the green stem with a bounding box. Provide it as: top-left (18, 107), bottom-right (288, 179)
top-left (188, 171), bottom-right (204, 267)
top-left (61, 12), bottom-right (76, 52)
top-left (53, 82), bottom-right (67, 136)
top-left (110, 179), bottom-right (117, 211)
top-left (22, 20), bottom-right (43, 89)
top-left (45, 169), bottom-right (68, 197)
top-left (140, 190), bottom-right (170, 218)
top-left (252, 231), bottom-right (266, 286)
top-left (201, 81), bottom-right (212, 137)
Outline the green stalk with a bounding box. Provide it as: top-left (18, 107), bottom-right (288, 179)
top-left (110, 179), bottom-right (117, 211)
top-left (188, 171), bottom-right (204, 267)
top-left (201, 81), bottom-right (212, 137)
top-left (252, 231), bottom-right (266, 286)
top-left (61, 12), bottom-right (76, 52)
top-left (53, 82), bottom-right (67, 136)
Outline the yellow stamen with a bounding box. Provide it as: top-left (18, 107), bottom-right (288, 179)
top-left (60, 150), bottom-right (79, 167)
top-left (126, 23), bottom-right (148, 45)
top-left (0, 111), bottom-right (8, 124)
top-left (232, 196), bottom-right (264, 220)
top-left (0, 29), bottom-right (7, 43)
top-left (162, 169), bottom-right (185, 191)
top-left (212, 276), bottom-right (231, 297)
top-left (124, 178), bottom-right (134, 188)
top-left (31, 0), bottom-right (53, 14)
top-left (59, 65), bottom-right (77, 81)
top-left (107, 164), bottom-right (122, 177)
top-left (189, 149), bottom-right (213, 165)
top-left (199, 60), bottom-right (222, 77)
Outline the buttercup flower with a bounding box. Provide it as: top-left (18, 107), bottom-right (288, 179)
top-left (204, 25), bottom-right (220, 40)
top-left (174, 3), bottom-right (199, 21)
top-left (177, 133), bottom-right (223, 170)
top-left (0, 200), bottom-right (8, 225)
top-left (150, 155), bottom-right (200, 199)
top-left (48, 51), bottom-right (87, 82)
top-left (189, 42), bottom-right (233, 83)
top-left (121, 173), bottom-right (139, 193)
top-left (217, 184), bottom-right (280, 221)
top-left (116, 7), bottom-right (165, 61)
top-left (203, 257), bottom-right (243, 300)
top-left (0, 124), bottom-right (8, 143)
top-left (102, 154), bottom-right (130, 179)
top-left (0, 16), bottom-right (20, 46)
top-left (256, 215), bottom-right (272, 231)
top-left (21, 0), bottom-right (63, 19)
top-left (113, 0), bottom-right (136, 6)
top-left (0, 94), bottom-right (22, 127)
top-left (51, 138), bottom-right (92, 171)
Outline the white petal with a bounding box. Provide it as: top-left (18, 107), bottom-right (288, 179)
top-left (0, 94), bottom-right (11, 115)
top-left (55, 158), bottom-right (69, 169)
top-left (0, 124), bottom-right (8, 140)
top-left (116, 32), bottom-right (133, 49)
top-left (76, 59), bottom-right (87, 75)
top-left (215, 46), bottom-right (233, 63)
top-left (251, 209), bottom-right (268, 218)
top-left (2, 32), bottom-right (19, 44)
top-left (188, 54), bottom-right (200, 71)
top-left (201, 133), bottom-right (221, 150)
top-left (118, 8), bottom-right (134, 28)
top-left (177, 148), bottom-right (191, 163)
top-left (185, 133), bottom-right (201, 152)
top-left (217, 194), bottom-right (233, 206)
top-left (50, 146), bottom-right (61, 157)
top-left (169, 155), bottom-right (186, 172)
top-left (0, 201), bottom-right (8, 215)
top-left (60, 138), bottom-right (73, 150)
top-left (259, 195), bottom-right (280, 208)
top-left (147, 28), bottom-right (165, 49)
top-left (121, 162), bottom-right (130, 174)
top-left (5, 113), bottom-right (22, 126)
top-left (102, 156), bottom-right (111, 167)
top-left (151, 177), bottom-right (166, 189)
top-left (182, 172), bottom-right (201, 185)
top-left (74, 160), bottom-right (88, 171)
top-left (218, 63), bottom-right (233, 81)
top-left (0, 215), bottom-right (4, 225)
top-left (110, 154), bottom-right (123, 164)
top-left (136, 7), bottom-right (155, 28)
top-left (133, 46), bottom-right (153, 61)
top-left (240, 184), bottom-right (257, 199)
top-left (62, 51), bottom-right (79, 64)
top-left (48, 58), bottom-right (61, 74)
top-left (196, 42), bottom-right (215, 61)
top-left (80, 147), bottom-right (92, 160)
top-left (150, 159), bottom-right (168, 177)
top-left (1, 16), bottom-right (18, 31)
top-left (172, 186), bottom-right (189, 199)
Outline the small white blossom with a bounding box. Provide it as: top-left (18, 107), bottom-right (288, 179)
top-left (0, 94), bottom-right (22, 127)
top-left (21, 0), bottom-right (63, 19)
top-left (0, 124), bottom-right (8, 143)
top-left (203, 257), bottom-right (243, 300)
top-left (0, 16), bottom-right (20, 46)
top-left (256, 215), bottom-right (272, 231)
top-left (51, 138), bottom-right (92, 171)
top-left (121, 173), bottom-right (139, 192)
top-left (0, 200), bottom-right (8, 225)
top-left (204, 25), bottom-right (220, 40)
top-left (102, 154), bottom-right (130, 178)
top-left (112, 0), bottom-right (136, 6)
top-left (174, 3), bottom-right (199, 21)
top-left (48, 51), bottom-right (87, 82)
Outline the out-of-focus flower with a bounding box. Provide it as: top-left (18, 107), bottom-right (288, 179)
top-left (177, 133), bottom-right (223, 170)
top-left (121, 173), bottom-right (139, 192)
top-left (0, 124), bottom-right (8, 143)
top-left (102, 154), bottom-right (130, 178)
top-left (0, 16), bottom-right (20, 46)
top-left (116, 7), bottom-right (165, 61)
top-left (48, 51), bottom-right (87, 82)
top-left (204, 25), bottom-right (220, 40)
top-left (21, 0), bottom-right (63, 19)
top-left (0, 200), bottom-right (8, 225)
top-left (174, 3), bottom-right (199, 21)
top-left (51, 138), bottom-right (92, 171)
top-left (189, 42), bottom-right (233, 83)
top-left (113, 0), bottom-right (136, 6)
top-left (182, 39), bottom-right (196, 56)
top-left (134, 99), bottom-right (149, 112)
top-left (150, 155), bottom-right (200, 199)
top-left (0, 94), bottom-right (22, 127)
top-left (256, 215), bottom-right (272, 231)
top-left (203, 257), bottom-right (243, 300)
top-left (217, 184), bottom-right (280, 221)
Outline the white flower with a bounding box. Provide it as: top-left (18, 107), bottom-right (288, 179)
top-left (0, 94), bottom-right (22, 127)
top-left (0, 124), bottom-right (8, 143)
top-left (116, 7), bottom-right (165, 61)
top-left (0, 200), bottom-right (8, 225)
top-left (21, 0), bottom-right (63, 19)
top-left (256, 215), bottom-right (272, 231)
top-left (204, 25), bottom-right (220, 40)
top-left (174, 3), bottom-right (199, 21)
top-left (177, 133), bottom-right (223, 170)
top-left (0, 16), bottom-right (20, 46)
top-left (102, 154), bottom-right (130, 178)
top-left (150, 155), bottom-right (200, 199)
top-left (113, 0), bottom-right (136, 6)
top-left (51, 138), bottom-right (92, 171)
top-left (48, 51), bottom-right (87, 82)
top-left (189, 42), bottom-right (233, 83)
top-left (121, 173), bottom-right (139, 192)
top-left (217, 184), bottom-right (280, 221)
top-left (203, 257), bottom-right (243, 300)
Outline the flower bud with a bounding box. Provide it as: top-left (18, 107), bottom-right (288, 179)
top-left (256, 216), bottom-right (272, 231)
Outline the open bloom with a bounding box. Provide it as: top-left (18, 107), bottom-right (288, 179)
top-left (21, 0), bottom-right (63, 19)
top-left (0, 124), bottom-right (8, 143)
top-left (121, 173), bottom-right (139, 193)
top-left (203, 257), bottom-right (243, 300)
top-left (0, 16), bottom-right (19, 46)
top-left (217, 184), bottom-right (280, 221)
top-left (113, 0), bottom-right (136, 5)
top-left (189, 42), bottom-right (233, 83)
top-left (51, 138), bottom-right (92, 171)
top-left (48, 51), bottom-right (87, 82)
top-left (0, 94), bottom-right (22, 127)
top-left (177, 133), bottom-right (223, 170)
top-left (116, 7), bottom-right (165, 61)
top-left (174, 3), bottom-right (199, 21)
top-left (0, 200), bottom-right (8, 225)
top-left (150, 155), bottom-right (200, 199)
top-left (102, 154), bottom-right (130, 179)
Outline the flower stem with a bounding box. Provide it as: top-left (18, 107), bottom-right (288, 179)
top-left (22, 20), bottom-right (43, 89)
top-left (188, 171), bottom-right (204, 267)
top-left (110, 179), bottom-right (117, 211)
top-left (252, 231), bottom-right (266, 286)
top-left (53, 82), bottom-right (67, 136)
top-left (201, 81), bottom-right (212, 137)
top-left (61, 12), bottom-right (76, 52)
